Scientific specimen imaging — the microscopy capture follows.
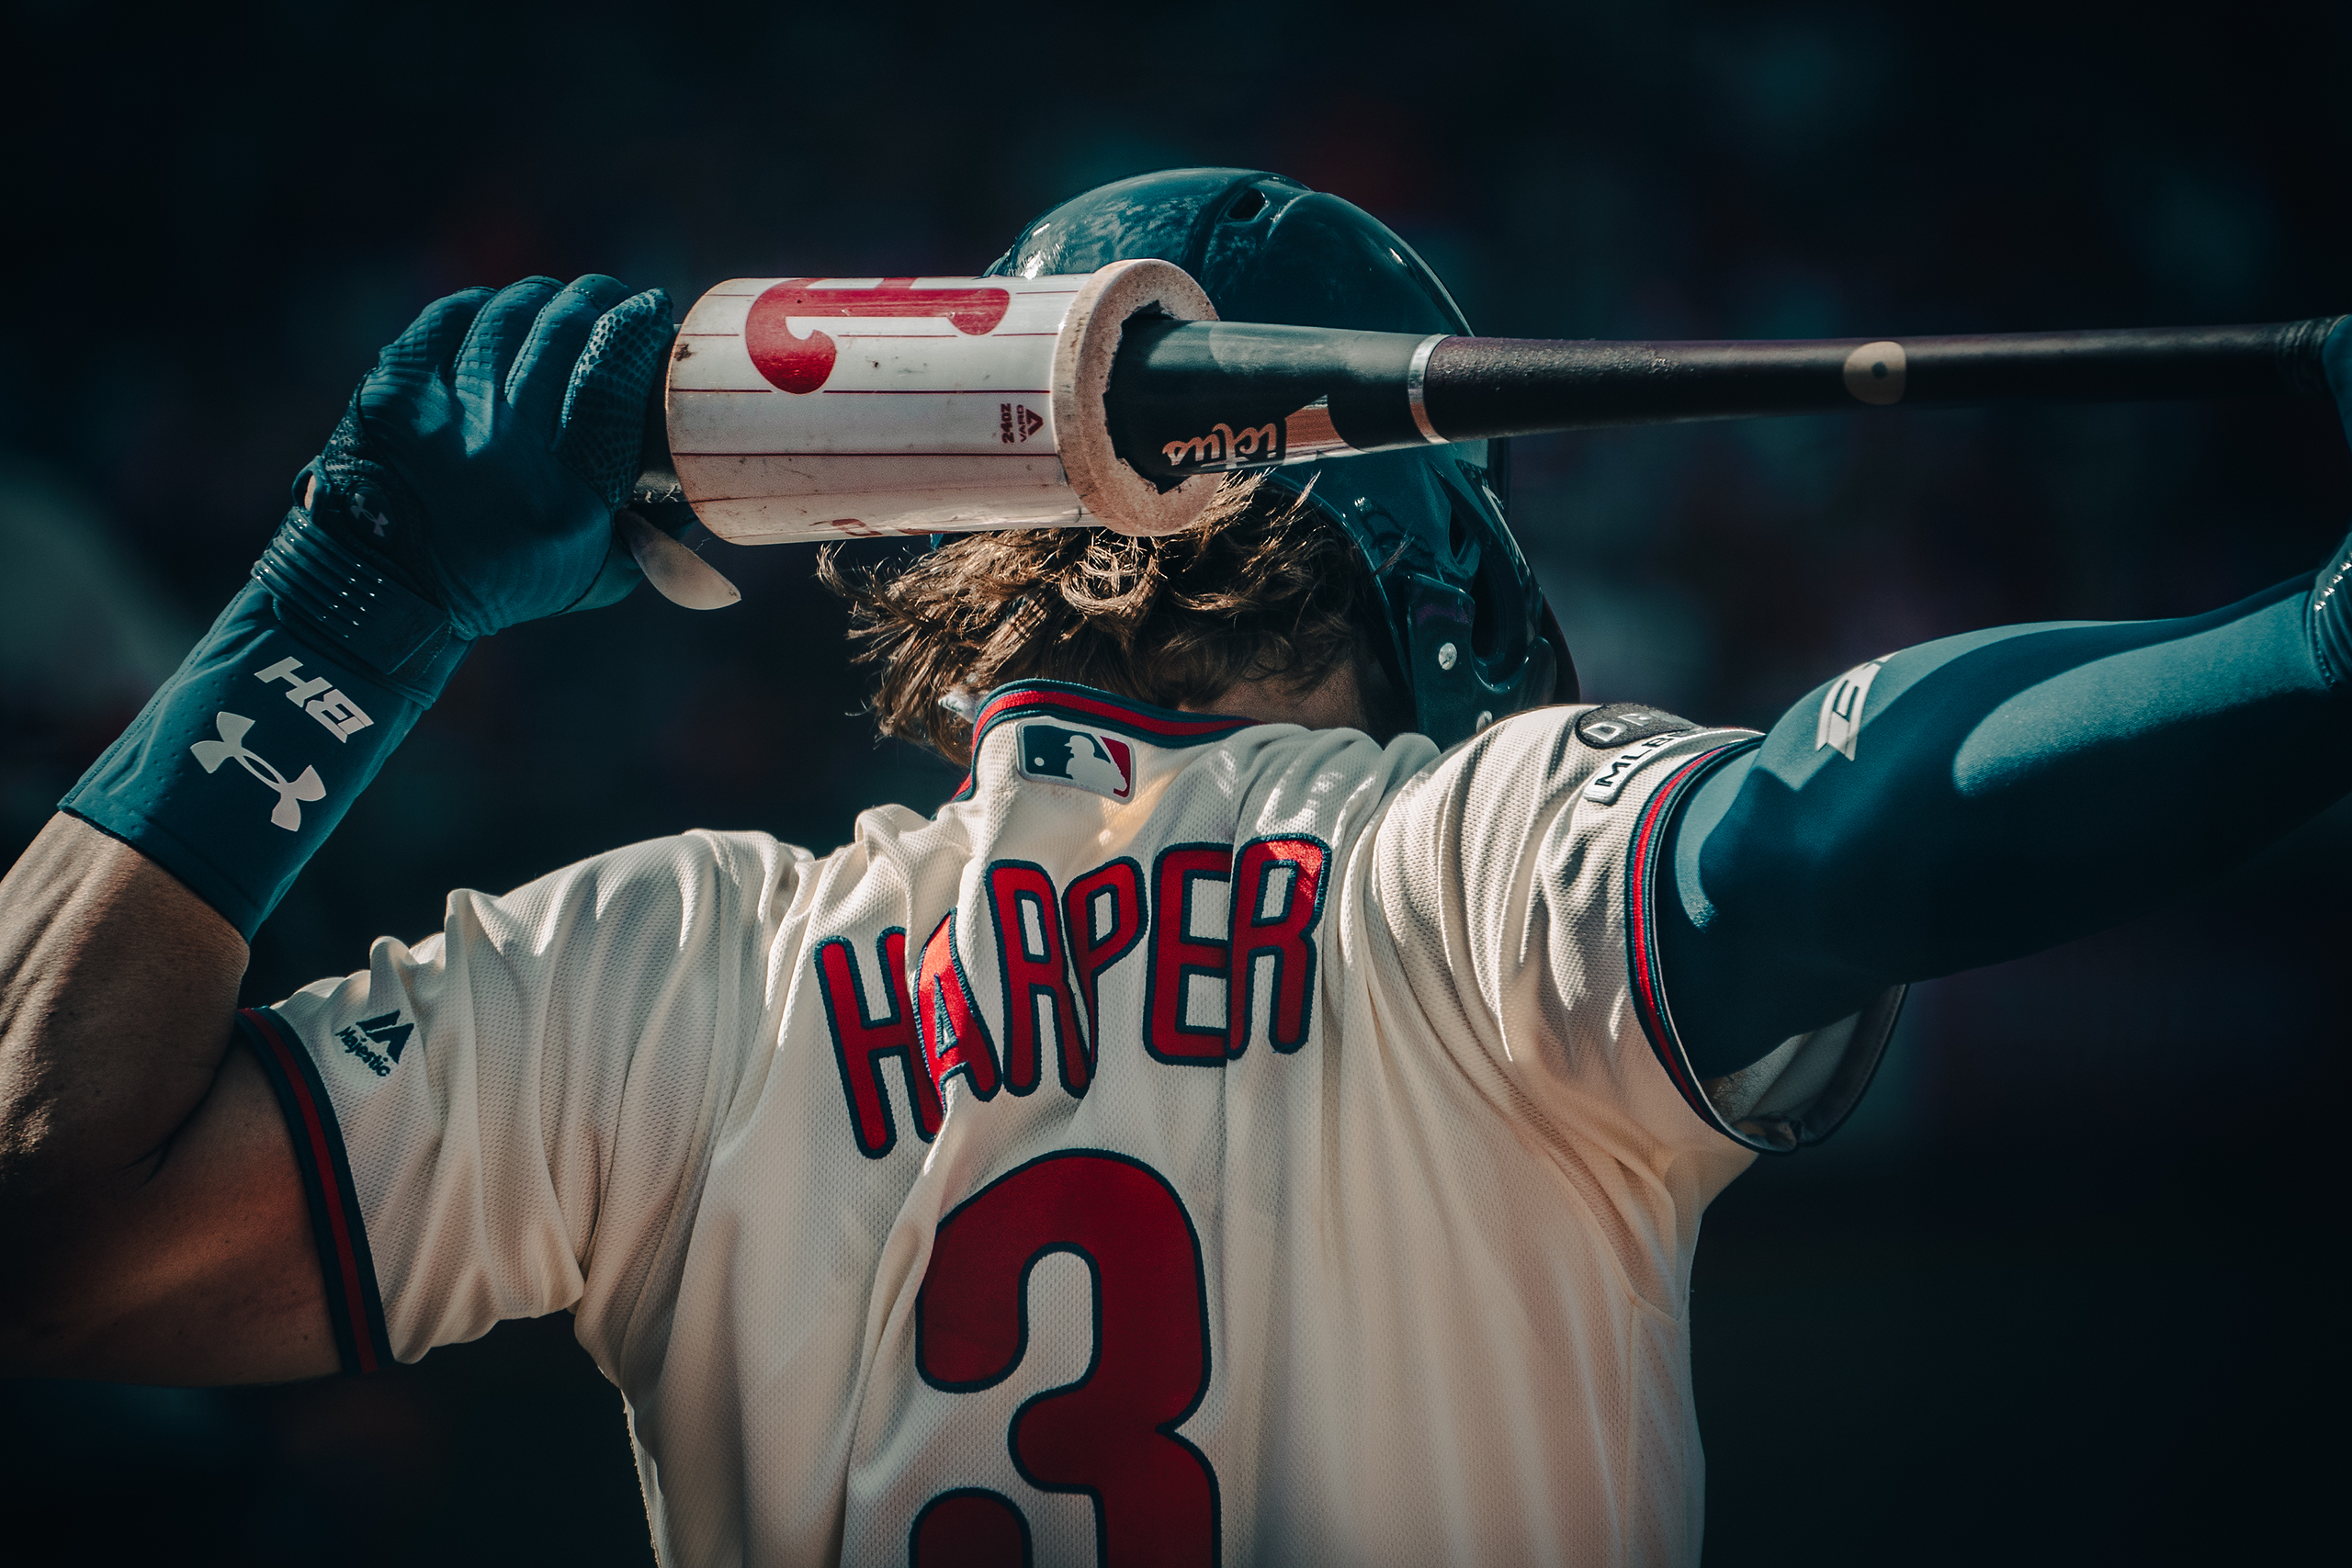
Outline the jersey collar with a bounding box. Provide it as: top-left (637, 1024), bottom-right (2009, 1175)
top-left (953, 681), bottom-right (1260, 803)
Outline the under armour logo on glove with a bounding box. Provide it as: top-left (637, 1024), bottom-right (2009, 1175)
top-left (349, 483), bottom-right (394, 537)
top-left (189, 711), bottom-right (326, 830)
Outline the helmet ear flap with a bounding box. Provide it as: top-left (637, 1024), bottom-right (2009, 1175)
top-left (1450, 436), bottom-right (1569, 721)
top-left (1442, 458), bottom-right (1562, 719)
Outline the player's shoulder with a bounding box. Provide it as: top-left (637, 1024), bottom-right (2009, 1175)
top-left (546, 827), bottom-right (818, 897)
top-left (1217, 716), bottom-right (1441, 802)
top-left (1489, 699), bottom-right (1745, 785)
top-left (445, 828), bottom-right (827, 955)
top-left (1389, 700), bottom-right (1757, 832)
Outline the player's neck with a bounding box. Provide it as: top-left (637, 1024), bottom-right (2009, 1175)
top-left (1184, 663), bottom-right (1369, 732)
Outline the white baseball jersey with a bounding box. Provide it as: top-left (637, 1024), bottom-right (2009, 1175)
top-left (240, 682), bottom-right (1899, 1567)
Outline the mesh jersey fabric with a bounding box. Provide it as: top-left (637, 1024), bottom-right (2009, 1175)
top-left (257, 682), bottom-right (1897, 1568)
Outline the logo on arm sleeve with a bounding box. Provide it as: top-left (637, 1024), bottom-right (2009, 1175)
top-left (190, 712), bottom-right (327, 831)
top-left (255, 656), bottom-right (374, 741)
top-left (1815, 657), bottom-right (1888, 761)
top-left (1016, 723), bottom-right (1134, 802)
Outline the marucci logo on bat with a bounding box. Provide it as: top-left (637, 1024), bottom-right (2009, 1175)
top-left (1159, 420), bottom-right (1282, 470)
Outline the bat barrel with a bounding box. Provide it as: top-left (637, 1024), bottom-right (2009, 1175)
top-left (1111, 315), bottom-right (2345, 482)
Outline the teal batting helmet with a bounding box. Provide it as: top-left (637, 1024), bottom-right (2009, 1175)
top-left (986, 168), bottom-right (1571, 746)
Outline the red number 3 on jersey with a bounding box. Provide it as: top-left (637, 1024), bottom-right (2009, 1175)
top-left (914, 1152), bottom-right (1220, 1567)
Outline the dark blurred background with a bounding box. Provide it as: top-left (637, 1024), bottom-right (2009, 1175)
top-left (2, 1), bottom-right (2346, 1562)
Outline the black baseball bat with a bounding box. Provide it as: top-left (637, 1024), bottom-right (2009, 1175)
top-left (1106, 314), bottom-right (2346, 482)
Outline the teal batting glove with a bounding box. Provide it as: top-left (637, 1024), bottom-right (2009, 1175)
top-left (63, 276), bottom-right (674, 936)
top-left (267, 274), bottom-right (675, 685)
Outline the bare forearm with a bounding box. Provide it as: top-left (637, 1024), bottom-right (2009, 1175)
top-left (0, 818), bottom-right (253, 1329)
top-left (0, 815), bottom-right (248, 1186)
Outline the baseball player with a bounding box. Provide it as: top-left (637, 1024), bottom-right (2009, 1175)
top-left (3, 169), bottom-right (2349, 1566)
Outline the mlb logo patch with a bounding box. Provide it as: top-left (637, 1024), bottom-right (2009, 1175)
top-left (1017, 722), bottom-right (1134, 801)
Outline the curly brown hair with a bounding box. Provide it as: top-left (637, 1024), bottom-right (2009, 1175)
top-left (818, 477), bottom-right (1401, 767)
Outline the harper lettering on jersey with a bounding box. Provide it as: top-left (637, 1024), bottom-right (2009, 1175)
top-left (813, 838), bottom-right (1330, 1158)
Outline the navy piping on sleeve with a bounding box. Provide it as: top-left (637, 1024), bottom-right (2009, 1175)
top-left (1623, 744), bottom-right (1754, 1145)
top-left (1622, 739), bottom-right (1907, 1156)
top-left (236, 1006), bottom-right (393, 1373)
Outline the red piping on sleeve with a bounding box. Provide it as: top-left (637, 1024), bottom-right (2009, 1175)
top-left (240, 1007), bottom-right (381, 1374)
top-left (1623, 747), bottom-right (1747, 1136)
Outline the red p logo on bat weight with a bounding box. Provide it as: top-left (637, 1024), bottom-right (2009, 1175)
top-left (745, 278), bottom-right (1014, 393)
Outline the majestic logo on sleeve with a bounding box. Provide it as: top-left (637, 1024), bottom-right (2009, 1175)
top-left (190, 712), bottom-right (326, 831)
top-left (1016, 723), bottom-right (1134, 802)
top-left (334, 1010), bottom-right (413, 1077)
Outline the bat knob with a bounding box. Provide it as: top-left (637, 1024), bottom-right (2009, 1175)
top-left (621, 511), bottom-right (740, 611)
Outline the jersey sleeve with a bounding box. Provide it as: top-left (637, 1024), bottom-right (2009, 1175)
top-left (243, 829), bottom-right (813, 1371)
top-left (1363, 706), bottom-right (1900, 1158)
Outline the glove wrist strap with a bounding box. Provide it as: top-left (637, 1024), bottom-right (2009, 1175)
top-left (254, 501), bottom-right (470, 702)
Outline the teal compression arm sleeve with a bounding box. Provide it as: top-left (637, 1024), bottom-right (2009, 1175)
top-left (1657, 533), bottom-right (2352, 1079)
top-left (60, 564), bottom-right (455, 939)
